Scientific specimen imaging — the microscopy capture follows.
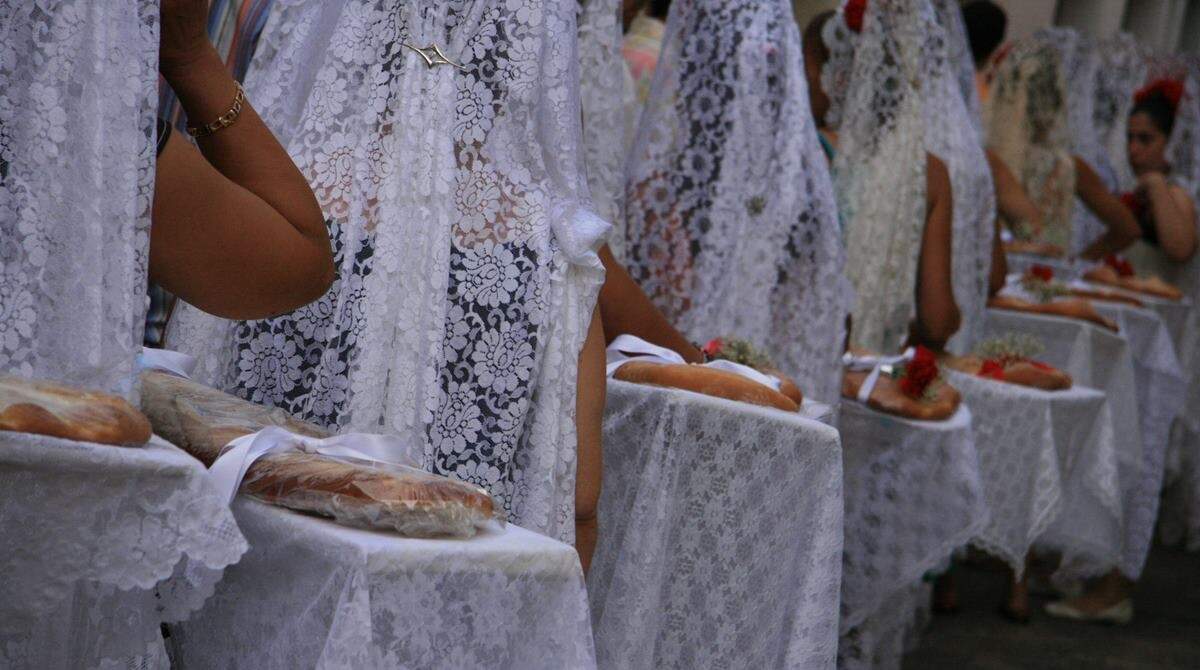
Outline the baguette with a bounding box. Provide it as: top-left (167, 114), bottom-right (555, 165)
top-left (613, 361), bottom-right (800, 412)
top-left (988, 294), bottom-right (1119, 332)
top-left (1083, 265), bottom-right (1183, 300)
top-left (943, 355), bottom-right (1072, 391)
top-left (841, 370), bottom-right (961, 421)
top-left (0, 376), bottom-right (151, 446)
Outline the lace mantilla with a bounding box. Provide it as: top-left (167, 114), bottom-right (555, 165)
top-left (928, 0), bottom-right (997, 354)
top-left (830, 0), bottom-right (931, 353)
top-left (985, 37), bottom-right (1076, 250)
top-left (0, 0), bottom-right (158, 400)
top-left (168, 0), bottom-right (607, 543)
top-left (621, 0), bottom-right (847, 401)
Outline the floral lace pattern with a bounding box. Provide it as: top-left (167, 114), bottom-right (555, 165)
top-left (1094, 33), bottom-right (1145, 193)
top-left (0, 0), bottom-right (158, 400)
top-left (590, 381), bottom-right (844, 669)
top-left (168, 0), bottom-right (606, 543)
top-left (985, 38), bottom-right (1076, 251)
top-left (0, 434), bottom-right (246, 669)
top-left (171, 500), bottom-right (596, 669)
top-left (830, 0), bottom-right (931, 353)
top-left (928, 0), bottom-right (997, 354)
top-left (622, 0), bottom-right (847, 400)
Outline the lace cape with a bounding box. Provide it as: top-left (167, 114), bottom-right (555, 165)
top-left (1094, 33), bottom-right (1146, 193)
top-left (168, 0), bottom-right (608, 543)
top-left (985, 36), bottom-right (1076, 250)
top-left (928, 0), bottom-right (997, 354)
top-left (621, 0), bottom-right (847, 400)
top-left (0, 1), bottom-right (158, 399)
top-left (825, 0), bottom-right (931, 353)
top-left (578, 0), bottom-right (634, 261)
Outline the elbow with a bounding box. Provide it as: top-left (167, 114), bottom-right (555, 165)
top-left (1164, 239), bottom-right (1198, 264)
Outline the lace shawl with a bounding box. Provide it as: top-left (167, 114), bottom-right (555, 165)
top-left (0, 1), bottom-right (159, 400)
top-left (621, 0), bottom-right (847, 401)
top-left (167, 0), bottom-right (608, 543)
top-left (1094, 33), bottom-right (1146, 193)
top-left (578, 0), bottom-right (634, 262)
top-left (928, 0), bottom-right (997, 354)
top-left (985, 37), bottom-right (1076, 251)
top-left (827, 0), bottom-right (931, 354)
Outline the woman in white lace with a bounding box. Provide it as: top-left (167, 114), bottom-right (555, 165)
top-left (984, 36), bottom-right (1139, 260)
top-left (621, 0), bottom-right (847, 401)
top-left (804, 0), bottom-right (959, 355)
top-left (167, 0), bottom-right (610, 565)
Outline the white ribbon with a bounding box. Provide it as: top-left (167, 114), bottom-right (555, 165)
top-left (207, 426), bottom-right (423, 504)
top-left (605, 334), bottom-right (782, 391)
top-left (842, 348), bottom-right (914, 403)
top-left (137, 347), bottom-right (197, 379)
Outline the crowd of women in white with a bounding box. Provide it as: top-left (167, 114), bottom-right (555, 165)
top-left (3, 0), bottom-right (1200, 667)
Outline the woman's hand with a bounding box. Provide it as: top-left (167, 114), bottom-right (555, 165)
top-left (160, 0), bottom-right (213, 78)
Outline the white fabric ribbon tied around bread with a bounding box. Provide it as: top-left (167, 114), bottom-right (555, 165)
top-left (605, 334), bottom-right (782, 391)
top-left (842, 348), bottom-right (916, 403)
top-left (137, 347), bottom-right (197, 379)
top-left (208, 427), bottom-right (425, 504)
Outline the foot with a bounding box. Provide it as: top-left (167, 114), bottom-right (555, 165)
top-left (1044, 598), bottom-right (1133, 625)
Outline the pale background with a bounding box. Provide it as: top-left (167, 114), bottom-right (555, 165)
top-left (792, 0), bottom-right (1200, 54)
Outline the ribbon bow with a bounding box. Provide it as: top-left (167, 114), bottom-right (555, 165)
top-left (137, 347), bottom-right (197, 379)
top-left (208, 426), bottom-right (424, 504)
top-left (605, 334), bottom-right (782, 392)
top-left (842, 348), bottom-right (915, 402)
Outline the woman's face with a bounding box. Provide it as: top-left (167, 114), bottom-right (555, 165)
top-left (1128, 111), bottom-right (1170, 176)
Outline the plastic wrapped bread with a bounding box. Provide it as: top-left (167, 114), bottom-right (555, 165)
top-left (942, 355), bottom-right (1073, 391)
top-left (0, 375), bottom-right (151, 446)
top-left (140, 372), bottom-right (496, 538)
top-left (988, 294), bottom-right (1119, 332)
top-left (1083, 265), bottom-right (1183, 300)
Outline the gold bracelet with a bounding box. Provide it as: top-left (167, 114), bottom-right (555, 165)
top-left (187, 83), bottom-right (245, 138)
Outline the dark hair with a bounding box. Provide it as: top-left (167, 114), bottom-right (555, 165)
top-left (962, 0), bottom-right (1007, 66)
top-left (648, 0), bottom-right (670, 20)
top-left (803, 10), bottom-right (833, 67)
top-left (1131, 91), bottom-right (1176, 137)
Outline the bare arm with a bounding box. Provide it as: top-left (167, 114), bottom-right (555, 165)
top-left (151, 0), bottom-right (333, 320)
top-left (985, 148), bottom-right (1043, 235)
top-left (598, 245), bottom-right (704, 363)
top-left (914, 155), bottom-right (961, 350)
top-left (1075, 156), bottom-right (1140, 261)
top-left (989, 217), bottom-right (1007, 297)
top-left (1141, 173), bottom-right (1198, 263)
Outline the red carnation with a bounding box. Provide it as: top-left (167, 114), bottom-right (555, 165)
top-left (899, 345), bottom-right (939, 399)
top-left (843, 0), bottom-right (866, 33)
top-left (1120, 191), bottom-right (1146, 221)
top-left (1104, 254), bottom-right (1135, 277)
top-left (1029, 264), bottom-right (1054, 282)
top-left (702, 338), bottom-right (724, 358)
top-left (1135, 78), bottom-right (1184, 112)
top-left (979, 359), bottom-right (1006, 380)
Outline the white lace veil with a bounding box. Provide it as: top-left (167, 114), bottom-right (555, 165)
top-left (621, 0), bottom-right (847, 400)
top-left (1094, 33), bottom-right (1146, 193)
top-left (985, 36), bottom-right (1076, 250)
top-left (828, 0), bottom-right (930, 353)
top-left (939, 0), bottom-right (985, 139)
top-left (578, 0), bottom-right (634, 261)
top-left (928, 0), bottom-right (996, 355)
top-left (168, 0), bottom-right (608, 542)
top-left (0, 1), bottom-right (159, 399)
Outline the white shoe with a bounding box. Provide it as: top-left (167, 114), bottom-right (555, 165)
top-left (1044, 599), bottom-right (1133, 625)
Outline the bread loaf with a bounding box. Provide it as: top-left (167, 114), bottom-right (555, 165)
top-left (841, 370), bottom-right (961, 421)
top-left (140, 372), bottom-right (495, 538)
top-left (0, 376), bottom-right (151, 446)
top-left (1004, 240), bottom-right (1065, 258)
top-left (1083, 265), bottom-right (1183, 300)
top-left (988, 295), bottom-right (1119, 332)
top-left (1068, 287), bottom-right (1144, 308)
top-left (943, 355), bottom-right (1073, 391)
top-left (613, 361), bottom-right (800, 412)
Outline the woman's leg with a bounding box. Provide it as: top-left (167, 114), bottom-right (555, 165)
top-left (575, 305), bottom-right (606, 574)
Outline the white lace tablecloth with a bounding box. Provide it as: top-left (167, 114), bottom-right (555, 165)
top-left (170, 499), bottom-right (596, 669)
top-left (984, 308), bottom-right (1162, 579)
top-left (836, 402), bottom-right (986, 635)
top-left (944, 371), bottom-right (1118, 575)
top-left (589, 381), bottom-right (844, 670)
top-left (0, 433), bottom-right (246, 670)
